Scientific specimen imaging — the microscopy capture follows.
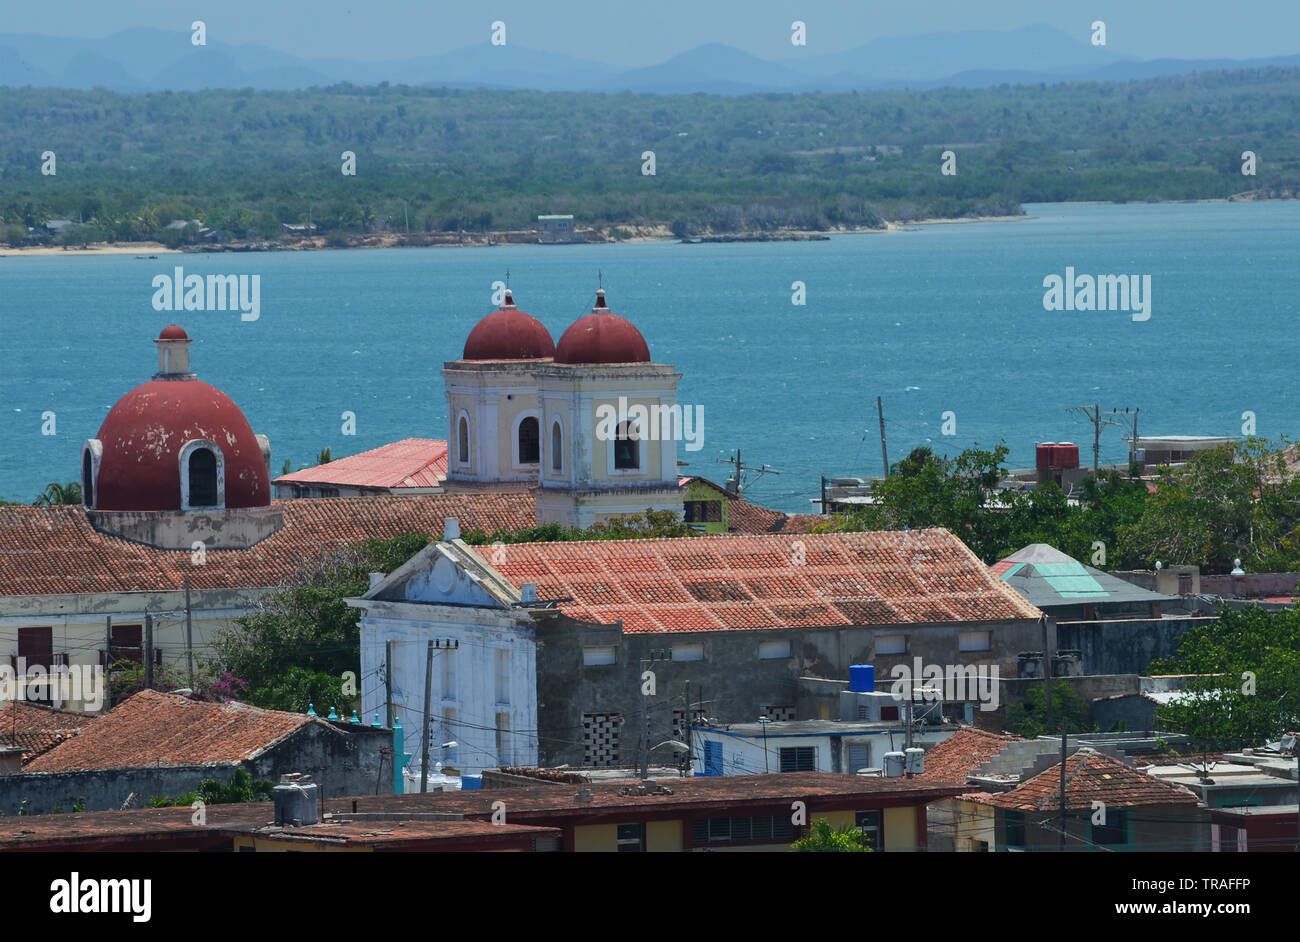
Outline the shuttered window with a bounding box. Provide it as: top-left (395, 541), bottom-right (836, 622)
top-left (779, 746), bottom-right (816, 772)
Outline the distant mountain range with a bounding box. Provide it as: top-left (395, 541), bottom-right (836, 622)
top-left (1, 24), bottom-right (1296, 95)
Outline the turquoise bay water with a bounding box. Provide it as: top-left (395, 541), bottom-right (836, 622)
top-left (1, 202), bottom-right (1296, 513)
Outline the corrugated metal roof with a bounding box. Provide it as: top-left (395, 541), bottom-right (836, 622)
top-left (274, 438), bottom-right (448, 490)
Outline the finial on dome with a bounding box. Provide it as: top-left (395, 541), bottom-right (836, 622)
top-left (502, 290), bottom-right (515, 308)
top-left (594, 288), bottom-right (608, 311)
top-left (154, 325), bottom-right (194, 378)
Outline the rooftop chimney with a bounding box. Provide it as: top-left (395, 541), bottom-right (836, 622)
top-left (521, 582), bottom-right (538, 603)
top-left (444, 518), bottom-right (461, 541)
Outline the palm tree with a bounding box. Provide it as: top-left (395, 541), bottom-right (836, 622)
top-left (33, 482), bottom-right (82, 506)
top-left (791, 819), bottom-right (870, 852)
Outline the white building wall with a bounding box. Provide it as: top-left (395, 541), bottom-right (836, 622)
top-left (692, 728), bottom-right (953, 777)
top-left (357, 603), bottom-right (537, 779)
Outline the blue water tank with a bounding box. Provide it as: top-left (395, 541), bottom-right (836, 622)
top-left (460, 775), bottom-right (482, 791)
top-left (849, 664), bottom-right (875, 693)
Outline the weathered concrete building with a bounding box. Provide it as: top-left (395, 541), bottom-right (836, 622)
top-left (961, 747), bottom-right (1207, 852)
top-left (354, 525), bottom-right (1042, 777)
top-left (5, 690), bottom-right (390, 815)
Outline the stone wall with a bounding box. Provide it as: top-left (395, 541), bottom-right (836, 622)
top-left (0, 720), bottom-right (390, 816)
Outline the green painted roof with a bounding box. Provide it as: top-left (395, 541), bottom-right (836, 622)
top-left (995, 544), bottom-right (1176, 610)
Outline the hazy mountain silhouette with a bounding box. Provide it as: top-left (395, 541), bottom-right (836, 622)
top-left (0, 25), bottom-right (1293, 94)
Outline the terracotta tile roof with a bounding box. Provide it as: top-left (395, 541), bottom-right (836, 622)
top-left (490, 528), bottom-right (1042, 633)
top-left (274, 438), bottom-right (448, 490)
top-left (324, 771), bottom-right (967, 818)
top-left (25, 690), bottom-right (311, 772)
top-left (915, 727), bottom-right (1021, 783)
top-left (679, 476), bottom-right (818, 534)
top-left (250, 819), bottom-right (561, 848)
top-left (0, 702), bottom-right (95, 764)
top-left (0, 493), bottom-right (535, 597)
top-left (970, 748), bottom-right (1201, 811)
top-left (727, 498), bottom-right (819, 534)
top-left (0, 773), bottom-right (961, 851)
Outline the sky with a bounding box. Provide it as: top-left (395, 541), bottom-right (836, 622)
top-left (1, 0), bottom-right (1297, 66)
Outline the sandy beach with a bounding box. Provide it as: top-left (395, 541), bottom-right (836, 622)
top-left (0, 241), bottom-right (180, 257)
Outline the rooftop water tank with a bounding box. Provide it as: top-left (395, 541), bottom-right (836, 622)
top-left (1056, 442), bottom-right (1080, 469)
top-left (883, 751), bottom-right (906, 778)
top-left (849, 664), bottom-right (875, 693)
top-left (905, 747), bottom-right (925, 775)
top-left (1037, 443), bottom-right (1057, 470)
top-left (273, 773), bottom-right (319, 827)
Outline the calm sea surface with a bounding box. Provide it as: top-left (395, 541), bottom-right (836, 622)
top-left (1, 201), bottom-right (1296, 513)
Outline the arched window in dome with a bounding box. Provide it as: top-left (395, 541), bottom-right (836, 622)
top-left (614, 421), bottom-right (640, 471)
top-left (188, 449), bottom-right (218, 506)
top-left (82, 449), bottom-right (95, 509)
top-left (518, 417), bottom-right (540, 465)
top-left (551, 420), bottom-right (563, 472)
top-left (179, 439), bottom-right (225, 510)
top-left (457, 414), bottom-right (470, 466)
top-left (81, 439), bottom-right (102, 509)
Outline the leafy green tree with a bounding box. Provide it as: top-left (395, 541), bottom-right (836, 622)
top-left (1122, 438), bottom-right (1300, 572)
top-left (1148, 605), bottom-right (1300, 751)
top-left (461, 509), bottom-right (698, 545)
top-left (253, 665), bottom-right (350, 716)
top-left (167, 769), bottom-right (275, 807)
top-left (792, 818), bottom-right (871, 852)
top-left (1004, 680), bottom-right (1093, 738)
top-left (216, 533), bottom-right (431, 710)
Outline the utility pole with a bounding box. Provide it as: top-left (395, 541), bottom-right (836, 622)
top-left (681, 680), bottom-right (691, 774)
top-left (144, 612), bottom-right (154, 690)
top-left (421, 640), bottom-right (433, 794)
top-left (1042, 615), bottom-right (1053, 738)
top-left (640, 680), bottom-right (649, 781)
top-left (877, 396), bottom-right (889, 476)
top-left (385, 639), bottom-right (395, 729)
top-left (1059, 716), bottom-right (1068, 852)
top-left (183, 574), bottom-right (194, 690)
top-left (104, 615), bottom-right (113, 710)
top-left (1069, 403), bottom-right (1119, 477)
top-left (716, 450), bottom-right (780, 497)
top-left (1103, 408), bottom-right (1141, 474)
top-left (904, 696), bottom-right (914, 778)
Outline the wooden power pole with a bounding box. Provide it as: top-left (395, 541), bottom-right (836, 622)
top-left (421, 640), bottom-right (434, 793)
top-left (877, 396), bottom-right (889, 476)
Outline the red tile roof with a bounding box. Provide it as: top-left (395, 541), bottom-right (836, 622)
top-left (0, 492), bottom-right (535, 597)
top-left (680, 476), bottom-right (818, 534)
top-left (0, 702), bottom-right (95, 764)
top-left (489, 528), bottom-right (1042, 633)
top-left (969, 748), bottom-right (1201, 811)
top-left (25, 690), bottom-right (312, 772)
top-left (915, 727), bottom-right (1021, 783)
top-left (274, 438), bottom-right (448, 490)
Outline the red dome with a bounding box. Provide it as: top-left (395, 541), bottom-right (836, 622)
top-left (158, 325), bottom-right (188, 340)
top-left (555, 293), bottom-right (650, 365)
top-left (93, 379), bottom-right (270, 512)
top-left (462, 297), bottom-right (555, 360)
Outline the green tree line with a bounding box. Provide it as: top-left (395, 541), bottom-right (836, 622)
top-left (2, 67), bottom-right (1297, 246)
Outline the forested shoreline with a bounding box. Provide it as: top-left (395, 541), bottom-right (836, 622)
top-left (2, 67), bottom-right (1297, 247)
